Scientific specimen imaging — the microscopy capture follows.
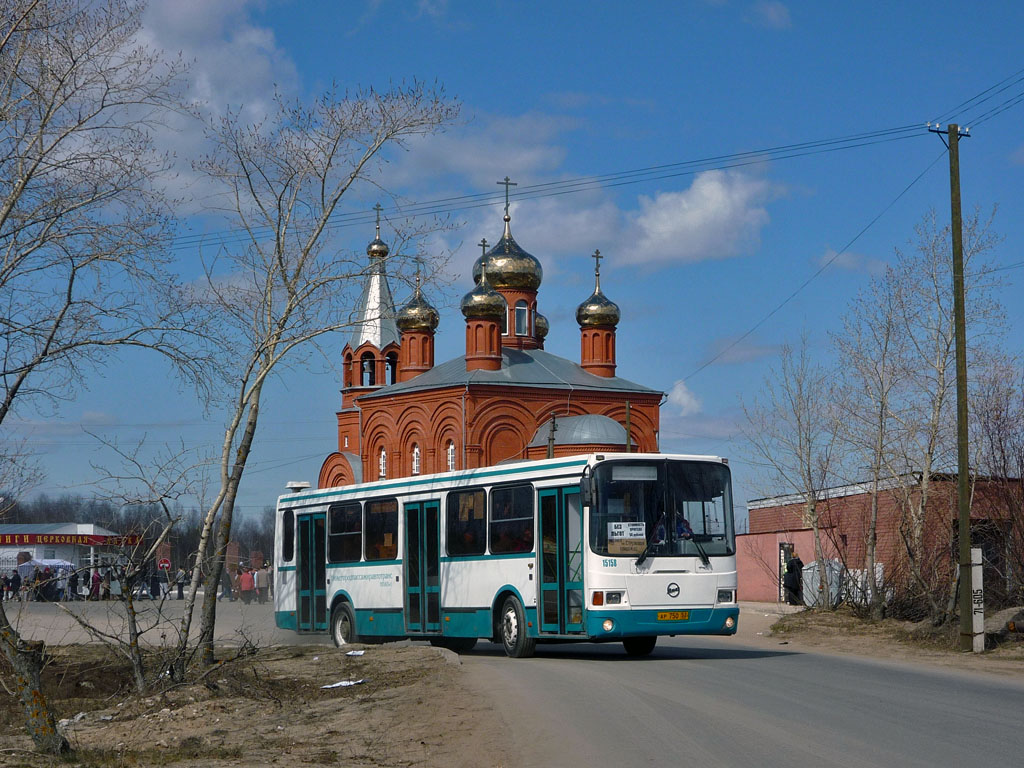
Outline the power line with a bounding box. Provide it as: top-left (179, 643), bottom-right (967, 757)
top-left (932, 66), bottom-right (1024, 124)
top-left (167, 124), bottom-right (927, 254)
top-left (681, 150), bottom-right (949, 383)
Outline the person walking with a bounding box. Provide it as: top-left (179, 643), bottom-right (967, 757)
top-left (89, 569), bottom-right (101, 600)
top-left (219, 567), bottom-right (235, 602)
top-left (175, 567), bottom-right (186, 600)
top-left (255, 564), bottom-right (269, 604)
top-left (238, 567), bottom-right (255, 605)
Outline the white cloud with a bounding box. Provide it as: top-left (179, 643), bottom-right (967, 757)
top-left (134, 0), bottom-right (299, 211)
top-left (819, 247), bottom-right (887, 274)
top-left (667, 380), bottom-right (702, 416)
top-left (702, 336), bottom-right (778, 365)
top-left (626, 170), bottom-right (774, 264)
top-left (749, 1), bottom-right (792, 29)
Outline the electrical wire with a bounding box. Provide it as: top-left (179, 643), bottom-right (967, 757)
top-left (167, 124), bottom-right (927, 254)
top-left (680, 150), bottom-right (949, 383)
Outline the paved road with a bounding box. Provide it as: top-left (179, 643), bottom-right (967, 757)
top-left (0, 595), bottom-right (325, 648)
top-left (460, 634), bottom-right (1024, 768)
top-left (7, 598), bottom-right (1022, 767)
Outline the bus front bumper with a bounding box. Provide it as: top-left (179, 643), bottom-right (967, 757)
top-left (585, 606), bottom-right (739, 638)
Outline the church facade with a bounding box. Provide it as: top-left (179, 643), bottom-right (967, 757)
top-left (318, 202), bottom-right (663, 488)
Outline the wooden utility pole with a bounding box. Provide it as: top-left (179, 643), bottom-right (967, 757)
top-left (932, 121), bottom-right (973, 651)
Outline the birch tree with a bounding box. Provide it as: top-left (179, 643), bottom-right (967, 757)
top-left (0, 0), bottom-right (193, 752)
top-left (742, 333), bottom-right (838, 607)
top-left (881, 210), bottom-right (1002, 620)
top-left (833, 272), bottom-right (906, 619)
top-left (174, 84), bottom-right (459, 667)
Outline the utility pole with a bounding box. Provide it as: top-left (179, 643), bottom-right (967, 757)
top-left (930, 121), bottom-right (973, 651)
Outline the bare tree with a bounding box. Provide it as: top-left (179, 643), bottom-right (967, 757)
top-left (832, 209), bottom-right (1004, 622)
top-left (880, 209), bottom-right (1003, 620)
top-left (742, 333), bottom-right (838, 607)
top-left (0, 0), bottom-right (197, 752)
top-left (972, 355), bottom-right (1024, 605)
top-left (832, 270), bottom-right (907, 619)
top-left (170, 84), bottom-right (459, 667)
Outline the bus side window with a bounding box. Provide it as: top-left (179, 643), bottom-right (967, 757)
top-left (282, 509), bottom-right (294, 562)
top-left (447, 489), bottom-right (486, 556)
top-left (328, 502), bottom-right (362, 563)
top-left (490, 484), bottom-right (534, 554)
top-left (365, 498), bottom-right (398, 560)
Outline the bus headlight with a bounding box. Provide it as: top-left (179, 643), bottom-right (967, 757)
top-left (602, 619), bottom-right (614, 632)
top-left (717, 589), bottom-right (735, 604)
top-left (606, 591), bottom-right (623, 605)
top-left (724, 616), bottom-right (735, 630)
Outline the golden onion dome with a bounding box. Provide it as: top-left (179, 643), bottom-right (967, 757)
top-left (535, 312), bottom-right (550, 339)
top-left (367, 235), bottom-right (389, 260)
top-left (576, 249), bottom-right (620, 327)
top-left (396, 281), bottom-right (439, 333)
top-left (460, 261), bottom-right (506, 320)
top-left (472, 214), bottom-right (543, 291)
top-left (367, 204), bottom-right (390, 259)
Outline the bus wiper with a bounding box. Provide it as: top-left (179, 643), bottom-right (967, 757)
top-left (635, 543), bottom-right (651, 568)
top-left (692, 538), bottom-right (711, 569)
top-left (635, 518), bottom-right (664, 568)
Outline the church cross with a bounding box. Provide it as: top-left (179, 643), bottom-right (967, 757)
top-left (479, 238), bottom-right (489, 255)
top-left (497, 176), bottom-right (517, 217)
top-left (592, 249), bottom-right (603, 275)
top-left (373, 203), bottom-right (383, 235)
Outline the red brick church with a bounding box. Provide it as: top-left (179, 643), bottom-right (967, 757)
top-left (318, 196), bottom-right (663, 488)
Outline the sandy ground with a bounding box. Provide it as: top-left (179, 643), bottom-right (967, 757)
top-left (0, 601), bottom-right (1020, 766)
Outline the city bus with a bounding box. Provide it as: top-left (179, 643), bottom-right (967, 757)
top-left (273, 453), bottom-right (738, 657)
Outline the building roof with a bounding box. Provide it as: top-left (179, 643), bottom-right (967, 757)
top-left (0, 523), bottom-right (119, 536)
top-left (348, 258), bottom-right (400, 350)
top-left (527, 414), bottom-right (634, 448)
top-left (357, 347), bottom-right (662, 400)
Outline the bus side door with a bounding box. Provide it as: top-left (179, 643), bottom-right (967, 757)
top-left (296, 512), bottom-right (327, 632)
top-left (538, 487), bottom-right (584, 635)
top-left (404, 500), bottom-right (441, 634)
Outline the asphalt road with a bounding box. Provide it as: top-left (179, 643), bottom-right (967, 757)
top-left (6, 598), bottom-right (1022, 766)
top-left (460, 634), bottom-right (1024, 768)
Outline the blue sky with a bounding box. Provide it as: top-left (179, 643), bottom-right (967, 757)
top-left (12, 0), bottom-right (1024, 526)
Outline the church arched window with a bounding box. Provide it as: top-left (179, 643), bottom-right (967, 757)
top-left (411, 444), bottom-right (421, 475)
top-left (386, 352), bottom-right (398, 385)
top-left (361, 352), bottom-right (376, 386)
top-left (514, 300), bottom-right (528, 335)
top-left (378, 447), bottom-right (387, 479)
top-left (446, 440), bottom-right (456, 472)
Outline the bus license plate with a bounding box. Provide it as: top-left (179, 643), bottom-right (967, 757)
top-left (657, 611), bottom-right (689, 621)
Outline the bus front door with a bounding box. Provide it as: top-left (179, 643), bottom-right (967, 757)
top-left (538, 487), bottom-right (584, 635)
top-left (296, 513), bottom-right (327, 632)
top-left (404, 500), bottom-right (441, 634)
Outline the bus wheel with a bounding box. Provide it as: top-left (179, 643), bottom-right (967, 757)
top-left (331, 603), bottom-right (358, 647)
top-left (623, 636), bottom-right (657, 657)
top-left (500, 596), bottom-right (536, 658)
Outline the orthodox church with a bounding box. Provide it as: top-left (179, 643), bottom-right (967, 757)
top-left (318, 194), bottom-right (663, 488)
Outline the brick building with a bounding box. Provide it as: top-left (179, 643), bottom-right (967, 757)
top-left (737, 474), bottom-right (1017, 604)
top-left (318, 202), bottom-right (662, 488)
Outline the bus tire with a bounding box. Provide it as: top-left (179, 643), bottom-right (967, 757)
top-left (330, 602), bottom-right (358, 647)
top-left (500, 596), bottom-right (536, 658)
top-left (623, 636), bottom-right (657, 657)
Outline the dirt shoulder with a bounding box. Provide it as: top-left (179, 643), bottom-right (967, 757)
top-left (0, 643), bottom-right (510, 768)
top-left (738, 601), bottom-right (1024, 680)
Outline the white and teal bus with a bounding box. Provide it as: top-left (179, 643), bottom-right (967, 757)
top-left (273, 453), bottom-right (738, 657)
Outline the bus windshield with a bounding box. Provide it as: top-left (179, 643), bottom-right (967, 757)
top-left (589, 460), bottom-right (735, 559)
